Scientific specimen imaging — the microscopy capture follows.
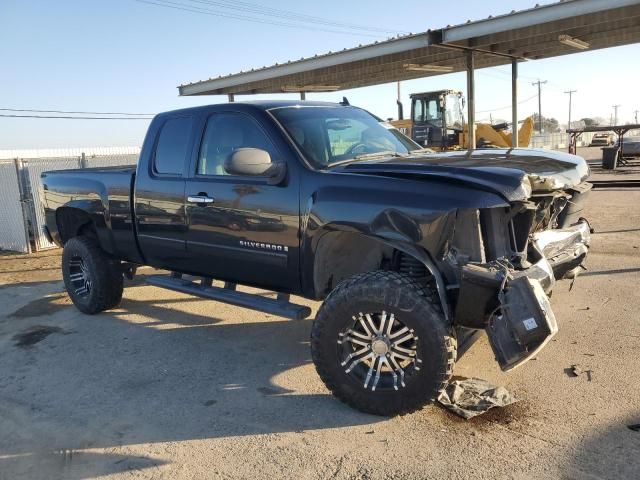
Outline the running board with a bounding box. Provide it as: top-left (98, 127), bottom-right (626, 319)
top-left (146, 275), bottom-right (312, 320)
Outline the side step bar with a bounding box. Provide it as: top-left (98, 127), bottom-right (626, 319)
top-left (146, 274), bottom-right (312, 320)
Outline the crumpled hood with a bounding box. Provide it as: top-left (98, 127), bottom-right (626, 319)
top-left (336, 148), bottom-right (590, 202)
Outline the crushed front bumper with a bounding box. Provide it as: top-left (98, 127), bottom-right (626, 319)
top-left (533, 219), bottom-right (591, 281)
top-left (455, 219), bottom-right (592, 371)
top-left (514, 219), bottom-right (592, 294)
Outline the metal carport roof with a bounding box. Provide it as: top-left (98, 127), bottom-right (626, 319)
top-left (178, 0), bottom-right (640, 96)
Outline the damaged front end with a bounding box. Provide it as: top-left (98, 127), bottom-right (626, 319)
top-left (446, 179), bottom-right (592, 371)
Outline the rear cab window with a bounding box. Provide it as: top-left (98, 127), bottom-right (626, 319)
top-left (154, 116), bottom-right (193, 176)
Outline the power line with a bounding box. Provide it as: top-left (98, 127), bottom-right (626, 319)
top-left (135, 0), bottom-right (387, 38)
top-left (0, 108), bottom-right (155, 116)
top-left (487, 68), bottom-right (569, 92)
top-left (0, 114), bottom-right (152, 120)
top-left (475, 93), bottom-right (538, 114)
top-left (184, 0), bottom-right (403, 34)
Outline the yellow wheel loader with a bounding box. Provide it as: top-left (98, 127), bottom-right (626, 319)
top-left (389, 89), bottom-right (533, 150)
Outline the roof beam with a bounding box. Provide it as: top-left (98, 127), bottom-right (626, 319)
top-left (178, 0), bottom-right (640, 96)
top-left (179, 33), bottom-right (435, 96)
top-left (450, 4), bottom-right (640, 49)
top-left (441, 0), bottom-right (640, 43)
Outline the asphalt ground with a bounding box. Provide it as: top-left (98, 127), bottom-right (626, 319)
top-left (0, 147), bottom-right (638, 479)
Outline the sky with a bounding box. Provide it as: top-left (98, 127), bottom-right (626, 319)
top-left (1, 0), bottom-right (639, 149)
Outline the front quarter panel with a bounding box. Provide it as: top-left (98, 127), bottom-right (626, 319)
top-left (300, 170), bottom-right (508, 297)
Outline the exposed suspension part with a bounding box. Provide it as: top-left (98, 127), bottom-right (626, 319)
top-left (398, 253), bottom-right (427, 280)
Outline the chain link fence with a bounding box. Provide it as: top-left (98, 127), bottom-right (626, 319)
top-left (0, 147), bottom-right (139, 253)
top-left (530, 132), bottom-right (596, 150)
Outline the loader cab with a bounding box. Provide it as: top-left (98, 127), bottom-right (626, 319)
top-left (410, 90), bottom-right (464, 149)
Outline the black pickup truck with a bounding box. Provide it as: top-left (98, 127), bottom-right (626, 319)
top-left (42, 100), bottom-right (592, 416)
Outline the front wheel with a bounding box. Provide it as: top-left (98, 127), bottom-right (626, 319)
top-left (311, 271), bottom-right (456, 416)
top-left (62, 236), bottom-right (123, 314)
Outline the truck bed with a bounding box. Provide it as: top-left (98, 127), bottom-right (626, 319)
top-left (41, 166), bottom-right (142, 263)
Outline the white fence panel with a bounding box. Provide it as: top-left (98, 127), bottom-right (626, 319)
top-left (86, 153), bottom-right (139, 169)
top-left (0, 161), bottom-right (29, 253)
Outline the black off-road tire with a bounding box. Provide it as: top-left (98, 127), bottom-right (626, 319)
top-left (62, 236), bottom-right (123, 314)
top-left (311, 271), bottom-right (456, 416)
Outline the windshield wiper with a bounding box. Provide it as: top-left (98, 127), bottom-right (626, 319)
top-left (327, 151), bottom-right (407, 169)
top-left (407, 148), bottom-right (435, 156)
top-left (354, 150), bottom-right (406, 160)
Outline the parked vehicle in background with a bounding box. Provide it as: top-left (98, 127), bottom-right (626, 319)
top-left (41, 100), bottom-right (592, 416)
top-left (618, 136), bottom-right (640, 157)
top-left (589, 132), bottom-right (613, 146)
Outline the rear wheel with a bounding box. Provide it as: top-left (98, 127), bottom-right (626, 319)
top-left (311, 271), bottom-right (456, 416)
top-left (62, 236), bottom-right (123, 314)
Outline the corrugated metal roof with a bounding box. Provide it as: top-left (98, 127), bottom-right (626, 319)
top-left (178, 0), bottom-right (640, 96)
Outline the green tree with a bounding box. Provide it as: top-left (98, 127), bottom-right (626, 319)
top-left (532, 113), bottom-right (560, 133)
top-left (580, 117), bottom-right (599, 127)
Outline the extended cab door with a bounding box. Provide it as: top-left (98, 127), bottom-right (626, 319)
top-left (183, 110), bottom-right (299, 292)
top-left (134, 114), bottom-right (194, 271)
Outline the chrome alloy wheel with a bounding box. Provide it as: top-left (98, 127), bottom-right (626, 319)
top-left (337, 311), bottom-right (421, 392)
top-left (68, 256), bottom-right (92, 298)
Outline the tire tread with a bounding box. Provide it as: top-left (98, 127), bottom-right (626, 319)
top-left (311, 270), bottom-right (456, 416)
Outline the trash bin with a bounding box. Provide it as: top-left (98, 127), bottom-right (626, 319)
top-left (602, 146), bottom-right (619, 170)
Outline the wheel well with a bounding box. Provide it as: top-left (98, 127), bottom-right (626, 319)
top-left (313, 231), bottom-right (435, 298)
top-left (56, 207), bottom-right (97, 244)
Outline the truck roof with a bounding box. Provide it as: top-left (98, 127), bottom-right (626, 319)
top-left (155, 100), bottom-right (345, 117)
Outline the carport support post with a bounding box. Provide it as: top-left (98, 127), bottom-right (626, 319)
top-left (511, 58), bottom-right (518, 148)
top-left (466, 50), bottom-right (475, 150)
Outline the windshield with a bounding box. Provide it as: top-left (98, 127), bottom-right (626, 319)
top-left (269, 106), bottom-right (421, 168)
top-left (413, 98), bottom-right (442, 127)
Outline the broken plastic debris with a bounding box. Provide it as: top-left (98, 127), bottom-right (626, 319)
top-left (566, 364), bottom-right (593, 381)
top-left (437, 378), bottom-right (517, 419)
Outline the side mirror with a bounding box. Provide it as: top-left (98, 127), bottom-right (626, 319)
top-left (225, 148), bottom-right (285, 182)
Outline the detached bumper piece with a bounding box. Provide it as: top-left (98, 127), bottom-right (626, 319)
top-left (454, 267), bottom-right (559, 371)
top-left (487, 277), bottom-right (558, 371)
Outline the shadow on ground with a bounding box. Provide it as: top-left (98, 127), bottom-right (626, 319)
top-left (564, 413), bottom-right (640, 478)
top-left (0, 282), bottom-right (380, 478)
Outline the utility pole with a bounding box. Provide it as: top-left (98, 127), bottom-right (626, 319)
top-left (634, 109), bottom-right (638, 124)
top-left (532, 79), bottom-right (547, 133)
top-left (612, 104), bottom-right (620, 126)
top-left (564, 90), bottom-right (576, 130)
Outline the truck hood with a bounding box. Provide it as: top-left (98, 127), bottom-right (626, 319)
top-left (335, 148), bottom-right (590, 202)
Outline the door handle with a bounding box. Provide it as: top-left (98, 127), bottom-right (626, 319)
top-left (187, 194), bottom-right (214, 204)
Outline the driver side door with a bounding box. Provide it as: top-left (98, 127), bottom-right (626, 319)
top-left (183, 111), bottom-right (300, 292)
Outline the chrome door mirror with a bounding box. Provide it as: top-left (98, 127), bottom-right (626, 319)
top-left (225, 148), bottom-right (285, 182)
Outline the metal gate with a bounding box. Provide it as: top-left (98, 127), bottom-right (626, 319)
top-left (22, 157), bottom-right (84, 250)
top-left (0, 160), bottom-right (30, 253)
